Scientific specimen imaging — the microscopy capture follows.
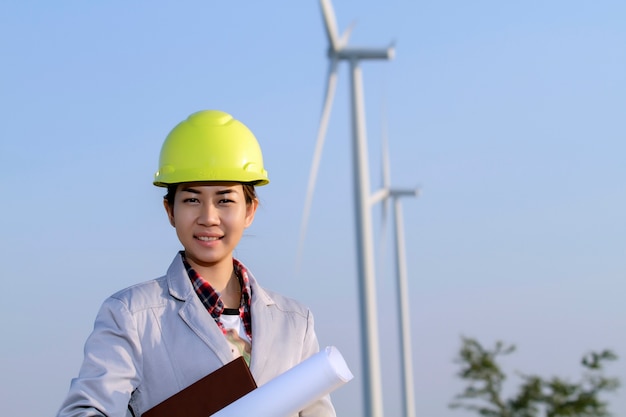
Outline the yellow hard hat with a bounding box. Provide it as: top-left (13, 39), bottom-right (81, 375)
top-left (154, 110), bottom-right (269, 187)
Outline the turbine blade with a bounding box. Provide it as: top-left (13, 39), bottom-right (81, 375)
top-left (377, 98), bottom-right (392, 276)
top-left (296, 59), bottom-right (339, 272)
top-left (339, 20), bottom-right (356, 49)
top-left (381, 100), bottom-right (392, 222)
top-left (381, 118), bottom-right (391, 189)
top-left (320, 0), bottom-right (340, 52)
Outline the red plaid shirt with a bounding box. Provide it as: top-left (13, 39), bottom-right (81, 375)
top-left (181, 252), bottom-right (253, 341)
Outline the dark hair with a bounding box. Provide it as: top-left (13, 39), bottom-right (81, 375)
top-left (164, 184), bottom-right (178, 208)
top-left (164, 183), bottom-right (258, 209)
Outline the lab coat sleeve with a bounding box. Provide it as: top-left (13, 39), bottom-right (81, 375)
top-left (298, 309), bottom-right (337, 417)
top-left (56, 296), bottom-right (142, 417)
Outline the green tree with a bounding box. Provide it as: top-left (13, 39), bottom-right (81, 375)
top-left (450, 337), bottom-right (620, 417)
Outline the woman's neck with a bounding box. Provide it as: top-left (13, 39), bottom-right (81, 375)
top-left (188, 257), bottom-right (231, 289)
top-left (189, 257), bottom-right (241, 308)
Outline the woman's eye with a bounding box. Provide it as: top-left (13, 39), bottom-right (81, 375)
top-left (183, 197), bottom-right (199, 203)
top-left (219, 198), bottom-right (234, 204)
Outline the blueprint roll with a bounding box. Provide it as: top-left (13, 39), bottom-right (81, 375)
top-left (212, 346), bottom-right (353, 417)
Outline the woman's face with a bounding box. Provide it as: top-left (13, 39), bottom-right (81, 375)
top-left (164, 182), bottom-right (257, 272)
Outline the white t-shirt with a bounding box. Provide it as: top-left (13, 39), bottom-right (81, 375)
top-left (220, 309), bottom-right (251, 364)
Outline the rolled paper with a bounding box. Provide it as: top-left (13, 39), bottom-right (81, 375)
top-left (212, 346), bottom-right (353, 417)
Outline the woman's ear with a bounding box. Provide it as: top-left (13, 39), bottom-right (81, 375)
top-left (163, 199), bottom-right (175, 227)
top-left (244, 199), bottom-right (259, 228)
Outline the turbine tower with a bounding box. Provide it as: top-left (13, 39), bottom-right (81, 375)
top-left (298, 1), bottom-right (394, 416)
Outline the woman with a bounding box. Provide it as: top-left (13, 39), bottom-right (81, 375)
top-left (57, 110), bottom-right (336, 417)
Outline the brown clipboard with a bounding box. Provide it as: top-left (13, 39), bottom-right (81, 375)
top-left (143, 356), bottom-right (257, 417)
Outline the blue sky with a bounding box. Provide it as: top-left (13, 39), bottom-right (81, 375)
top-left (1, 1), bottom-right (625, 416)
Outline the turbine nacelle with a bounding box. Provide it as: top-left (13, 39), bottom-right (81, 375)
top-left (370, 187), bottom-right (419, 206)
top-left (332, 46), bottom-right (396, 61)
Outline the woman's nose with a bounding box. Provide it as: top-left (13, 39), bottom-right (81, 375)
top-left (197, 203), bottom-right (219, 225)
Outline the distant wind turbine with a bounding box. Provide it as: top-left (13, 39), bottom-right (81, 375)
top-left (297, 1), bottom-right (394, 416)
top-left (371, 111), bottom-right (419, 417)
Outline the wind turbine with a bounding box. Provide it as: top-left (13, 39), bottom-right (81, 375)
top-left (298, 1), bottom-right (394, 416)
top-left (371, 113), bottom-right (419, 417)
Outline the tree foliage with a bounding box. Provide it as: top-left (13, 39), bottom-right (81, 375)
top-left (450, 337), bottom-right (620, 417)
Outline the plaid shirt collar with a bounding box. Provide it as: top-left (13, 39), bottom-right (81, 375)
top-left (181, 251), bottom-right (253, 340)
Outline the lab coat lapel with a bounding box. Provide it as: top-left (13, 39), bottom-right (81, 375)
top-left (177, 298), bottom-right (234, 364)
top-left (167, 254), bottom-right (234, 365)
